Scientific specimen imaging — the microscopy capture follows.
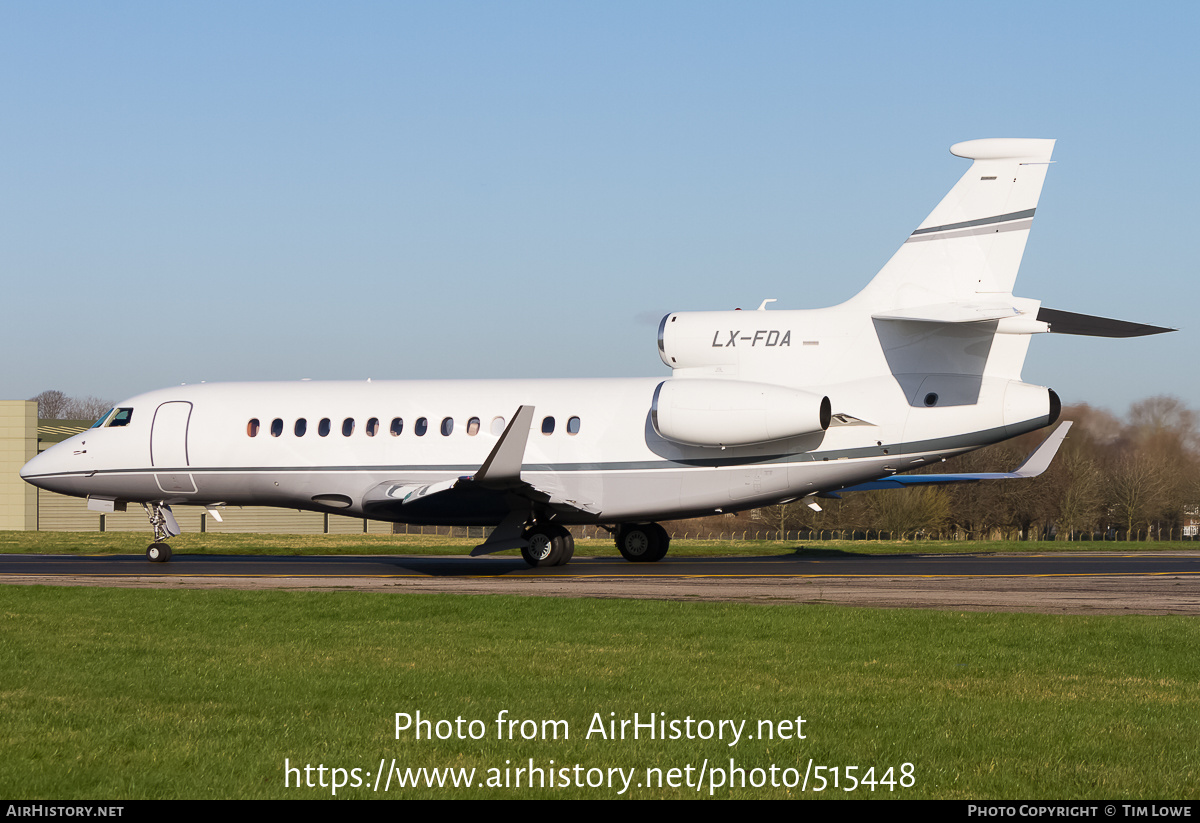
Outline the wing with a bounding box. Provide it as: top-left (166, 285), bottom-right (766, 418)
top-left (360, 406), bottom-right (597, 554)
top-left (837, 421), bottom-right (1071, 492)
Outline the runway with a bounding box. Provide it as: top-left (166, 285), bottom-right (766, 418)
top-left (2, 551), bottom-right (1199, 615)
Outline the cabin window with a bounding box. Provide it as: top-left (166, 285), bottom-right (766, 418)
top-left (567, 416), bottom-right (581, 435)
top-left (295, 418), bottom-right (307, 437)
top-left (247, 418), bottom-right (260, 437)
top-left (415, 417), bottom-right (428, 436)
top-left (467, 417), bottom-right (480, 436)
top-left (390, 417), bottom-right (403, 436)
top-left (318, 418), bottom-right (331, 437)
top-left (541, 416), bottom-right (555, 435)
top-left (91, 409), bottom-right (115, 429)
top-left (342, 418), bottom-right (355, 436)
top-left (108, 408), bottom-right (133, 427)
top-left (490, 416), bottom-right (506, 435)
top-left (441, 417), bottom-right (454, 436)
top-left (271, 418), bottom-right (283, 437)
top-left (366, 417), bottom-right (380, 437)
top-left (924, 393), bottom-right (939, 407)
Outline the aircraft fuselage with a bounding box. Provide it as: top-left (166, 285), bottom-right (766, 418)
top-left (21, 373), bottom-right (1054, 525)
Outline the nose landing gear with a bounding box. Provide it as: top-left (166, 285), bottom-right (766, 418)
top-left (142, 502), bottom-right (180, 563)
top-left (146, 542), bottom-right (172, 562)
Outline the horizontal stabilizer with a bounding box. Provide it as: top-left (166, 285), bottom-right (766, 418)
top-left (1037, 308), bottom-right (1175, 338)
top-left (840, 421), bottom-right (1071, 492)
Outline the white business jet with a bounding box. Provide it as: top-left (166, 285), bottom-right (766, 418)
top-left (21, 139), bottom-right (1170, 565)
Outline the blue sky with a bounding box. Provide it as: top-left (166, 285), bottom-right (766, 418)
top-left (2, 1), bottom-right (1195, 417)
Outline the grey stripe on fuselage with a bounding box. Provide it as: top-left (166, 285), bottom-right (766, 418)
top-left (25, 419), bottom-right (1048, 480)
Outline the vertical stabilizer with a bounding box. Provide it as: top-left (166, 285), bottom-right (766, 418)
top-left (855, 138), bottom-right (1055, 311)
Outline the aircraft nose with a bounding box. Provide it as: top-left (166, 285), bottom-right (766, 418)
top-left (19, 439), bottom-right (86, 494)
top-left (20, 447), bottom-right (59, 489)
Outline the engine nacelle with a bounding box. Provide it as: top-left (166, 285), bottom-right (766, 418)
top-left (658, 311), bottom-right (797, 370)
top-left (651, 378), bottom-right (831, 448)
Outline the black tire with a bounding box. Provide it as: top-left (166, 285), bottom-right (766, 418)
top-left (147, 542), bottom-right (172, 563)
top-left (648, 523), bottom-right (670, 562)
top-left (615, 524), bottom-right (662, 562)
top-left (556, 531), bottom-right (575, 566)
top-left (521, 525), bottom-right (565, 567)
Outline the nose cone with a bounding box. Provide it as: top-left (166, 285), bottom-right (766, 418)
top-left (19, 448), bottom-right (53, 487)
top-left (20, 438), bottom-right (88, 495)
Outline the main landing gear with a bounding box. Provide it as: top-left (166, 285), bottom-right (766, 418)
top-left (614, 523), bottom-right (670, 563)
top-left (520, 523), bottom-right (575, 567)
top-left (514, 522), bottom-right (670, 567)
top-left (142, 502), bottom-right (180, 563)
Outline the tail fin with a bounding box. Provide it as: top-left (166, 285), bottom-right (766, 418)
top-left (855, 138), bottom-right (1055, 310)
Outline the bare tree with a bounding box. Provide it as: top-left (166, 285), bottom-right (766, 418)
top-left (68, 395), bottom-right (113, 420)
top-left (30, 390), bottom-right (70, 418)
top-left (866, 487), bottom-right (950, 539)
top-left (940, 445), bottom-right (1018, 538)
top-left (1055, 450), bottom-right (1105, 539)
top-left (1128, 395), bottom-right (1200, 454)
top-left (755, 500), bottom-right (806, 537)
top-left (29, 390), bottom-right (112, 420)
top-left (1108, 453), bottom-right (1169, 539)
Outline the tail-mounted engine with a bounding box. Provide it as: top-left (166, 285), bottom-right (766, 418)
top-left (651, 378), bottom-right (831, 448)
top-left (658, 311), bottom-right (797, 372)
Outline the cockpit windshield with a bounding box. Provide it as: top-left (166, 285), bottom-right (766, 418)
top-left (107, 408), bottom-right (134, 427)
top-left (89, 409), bottom-right (114, 429)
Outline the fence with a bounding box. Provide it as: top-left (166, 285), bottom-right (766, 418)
top-left (660, 528), bottom-right (1200, 542)
top-left (30, 489), bottom-right (1199, 542)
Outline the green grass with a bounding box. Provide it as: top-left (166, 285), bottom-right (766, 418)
top-left (0, 530), bottom-right (1194, 558)
top-left (0, 586), bottom-right (1197, 799)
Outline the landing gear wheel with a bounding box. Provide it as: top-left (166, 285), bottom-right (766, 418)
top-left (521, 524), bottom-right (572, 567)
top-left (649, 523), bottom-right (670, 562)
top-left (146, 542), bottom-right (172, 563)
top-left (616, 523), bottom-right (667, 562)
top-left (558, 532), bottom-right (575, 565)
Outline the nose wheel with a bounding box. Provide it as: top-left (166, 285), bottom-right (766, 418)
top-left (142, 502), bottom-right (181, 563)
top-left (147, 542), bottom-right (173, 562)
